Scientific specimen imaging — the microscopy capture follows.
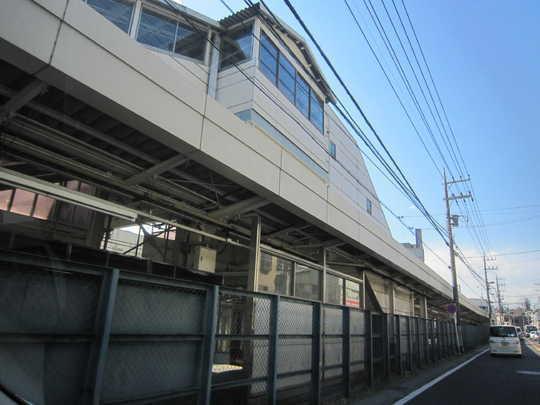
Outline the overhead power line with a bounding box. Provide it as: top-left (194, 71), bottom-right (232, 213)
top-left (467, 249), bottom-right (540, 259)
top-left (280, 0), bottom-right (450, 243)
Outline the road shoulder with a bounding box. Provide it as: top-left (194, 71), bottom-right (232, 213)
top-left (348, 346), bottom-right (488, 405)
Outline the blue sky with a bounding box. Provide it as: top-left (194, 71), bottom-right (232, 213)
top-left (183, 0), bottom-right (540, 306)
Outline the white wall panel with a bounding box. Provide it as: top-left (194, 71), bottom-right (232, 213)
top-left (279, 172), bottom-right (327, 221)
top-left (49, 23), bottom-right (204, 149)
top-left (0, 0), bottom-right (62, 70)
top-left (201, 119), bottom-right (281, 194)
top-left (64, 0), bottom-right (207, 115)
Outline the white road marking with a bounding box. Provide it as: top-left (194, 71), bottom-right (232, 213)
top-left (516, 370), bottom-right (540, 376)
top-left (393, 348), bottom-right (490, 405)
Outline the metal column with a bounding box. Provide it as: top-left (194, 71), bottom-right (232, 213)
top-left (343, 307), bottom-right (351, 397)
top-left (312, 302), bottom-right (322, 404)
top-left (268, 295), bottom-right (280, 405)
top-left (200, 285), bottom-right (219, 405)
top-left (247, 216), bottom-right (262, 292)
top-left (87, 268), bottom-right (119, 405)
top-left (367, 311), bottom-right (374, 387)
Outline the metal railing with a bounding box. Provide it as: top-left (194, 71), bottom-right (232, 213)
top-left (0, 251), bottom-right (488, 405)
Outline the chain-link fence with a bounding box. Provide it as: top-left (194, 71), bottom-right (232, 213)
top-left (0, 251), bottom-right (488, 405)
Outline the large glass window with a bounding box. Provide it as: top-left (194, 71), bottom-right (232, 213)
top-left (278, 56), bottom-right (295, 103)
top-left (295, 74), bottom-right (310, 117)
top-left (294, 265), bottom-right (320, 301)
top-left (220, 25), bottom-right (253, 69)
top-left (137, 9), bottom-right (177, 52)
top-left (259, 253), bottom-right (293, 295)
top-left (259, 33), bottom-right (278, 84)
top-left (174, 23), bottom-right (206, 61)
top-left (258, 32), bottom-right (325, 133)
top-left (309, 92), bottom-right (324, 133)
top-left (326, 273), bottom-right (343, 305)
top-left (87, 0), bottom-right (134, 33)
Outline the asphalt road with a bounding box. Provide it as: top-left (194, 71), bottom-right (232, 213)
top-left (407, 341), bottom-right (540, 405)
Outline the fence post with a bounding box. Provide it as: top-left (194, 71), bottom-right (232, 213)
top-left (268, 295), bottom-right (279, 405)
top-left (200, 285), bottom-right (219, 405)
top-left (367, 311), bottom-right (374, 387)
top-left (312, 302), bottom-right (322, 405)
top-left (425, 319), bottom-right (430, 365)
top-left (416, 318), bottom-right (421, 368)
top-left (385, 314), bottom-right (391, 380)
top-left (88, 268), bottom-right (119, 405)
top-left (343, 307), bottom-right (351, 397)
top-left (407, 317), bottom-right (413, 372)
top-left (396, 315), bottom-right (402, 375)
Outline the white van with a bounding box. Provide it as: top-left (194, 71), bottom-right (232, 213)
top-left (489, 325), bottom-right (522, 357)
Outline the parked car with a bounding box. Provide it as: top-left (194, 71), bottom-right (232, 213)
top-left (489, 325), bottom-right (522, 357)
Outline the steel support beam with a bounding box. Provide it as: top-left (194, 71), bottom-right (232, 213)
top-left (124, 154), bottom-right (190, 185)
top-left (209, 196), bottom-right (268, 220)
top-left (85, 268), bottom-right (119, 405)
top-left (0, 80), bottom-right (46, 124)
top-left (200, 285), bottom-right (219, 405)
top-left (247, 215), bottom-right (262, 292)
top-left (0, 85), bottom-right (224, 197)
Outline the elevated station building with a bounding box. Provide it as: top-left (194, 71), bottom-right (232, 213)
top-left (0, 1), bottom-right (488, 404)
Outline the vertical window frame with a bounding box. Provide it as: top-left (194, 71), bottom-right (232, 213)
top-left (257, 29), bottom-right (325, 134)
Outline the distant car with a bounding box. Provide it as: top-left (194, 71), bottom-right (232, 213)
top-left (489, 325), bottom-right (522, 357)
top-left (516, 327), bottom-right (524, 340)
top-left (530, 331), bottom-right (538, 340)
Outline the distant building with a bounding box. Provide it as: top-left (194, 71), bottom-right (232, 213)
top-left (401, 228), bottom-right (425, 262)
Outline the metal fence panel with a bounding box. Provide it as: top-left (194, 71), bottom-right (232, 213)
top-left (0, 254), bottom-right (492, 405)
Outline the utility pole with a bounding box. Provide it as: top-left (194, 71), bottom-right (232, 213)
top-left (483, 255), bottom-right (497, 324)
top-left (496, 276), bottom-right (504, 324)
top-left (443, 171), bottom-right (472, 350)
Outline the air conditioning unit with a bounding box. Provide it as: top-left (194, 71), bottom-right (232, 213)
top-left (192, 246), bottom-right (216, 273)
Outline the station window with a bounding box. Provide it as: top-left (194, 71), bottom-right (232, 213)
top-left (258, 32), bottom-right (325, 133)
top-left (310, 92), bottom-right (324, 133)
top-left (329, 141), bottom-right (337, 159)
top-left (259, 252), bottom-right (293, 295)
top-left (259, 32), bottom-right (279, 83)
top-left (137, 8), bottom-right (207, 61)
top-left (278, 55), bottom-right (296, 103)
top-left (295, 74), bottom-right (310, 117)
top-left (326, 273), bottom-right (344, 305)
top-left (174, 23), bottom-right (207, 61)
top-left (137, 9), bottom-right (177, 52)
top-left (294, 264), bottom-right (320, 301)
top-left (220, 25), bottom-right (253, 69)
top-left (366, 198), bottom-right (373, 215)
top-left (86, 0), bottom-right (134, 33)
